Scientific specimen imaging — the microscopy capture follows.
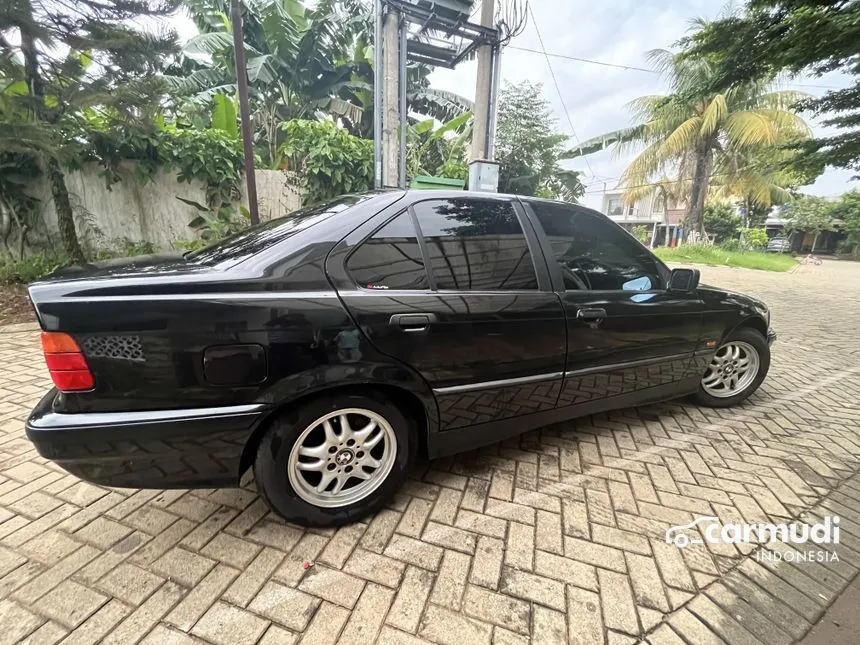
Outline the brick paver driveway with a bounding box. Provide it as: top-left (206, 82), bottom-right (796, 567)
top-left (1, 260), bottom-right (860, 645)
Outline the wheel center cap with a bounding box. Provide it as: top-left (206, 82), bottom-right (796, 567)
top-left (335, 449), bottom-right (354, 466)
top-left (724, 365), bottom-right (734, 375)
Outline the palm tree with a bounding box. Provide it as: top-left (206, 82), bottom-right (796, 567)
top-left (565, 49), bottom-right (810, 235)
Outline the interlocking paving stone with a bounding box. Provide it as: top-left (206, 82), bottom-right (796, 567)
top-left (386, 566), bottom-right (435, 633)
top-left (2, 262), bottom-right (860, 642)
top-left (190, 600), bottom-right (269, 645)
top-left (463, 583), bottom-right (530, 634)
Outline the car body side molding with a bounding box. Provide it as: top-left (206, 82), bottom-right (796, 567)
top-left (428, 376), bottom-right (701, 459)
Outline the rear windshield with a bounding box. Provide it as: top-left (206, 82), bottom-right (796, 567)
top-left (185, 194), bottom-right (370, 266)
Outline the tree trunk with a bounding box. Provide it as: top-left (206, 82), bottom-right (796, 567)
top-left (811, 231), bottom-right (819, 254)
top-left (19, 0), bottom-right (86, 265)
top-left (46, 157), bottom-right (86, 264)
top-left (684, 144), bottom-right (712, 239)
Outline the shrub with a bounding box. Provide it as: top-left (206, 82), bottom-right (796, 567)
top-left (719, 239), bottom-right (742, 252)
top-left (739, 227), bottom-right (769, 249)
top-left (703, 204), bottom-right (741, 243)
top-left (631, 225), bottom-right (651, 244)
top-left (91, 238), bottom-right (158, 261)
top-left (278, 119), bottom-right (374, 205)
top-left (0, 251), bottom-right (68, 284)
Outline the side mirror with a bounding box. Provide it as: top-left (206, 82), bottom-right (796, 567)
top-left (668, 268), bottom-right (700, 292)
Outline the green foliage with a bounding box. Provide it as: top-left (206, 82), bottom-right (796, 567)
top-left (631, 226), bottom-right (651, 244)
top-left (0, 250), bottom-right (67, 284)
top-left (169, 0), bottom-right (371, 165)
top-left (785, 196), bottom-right (837, 236)
top-left (687, 2), bottom-right (860, 176)
top-left (1, 0), bottom-right (181, 264)
top-left (653, 244), bottom-right (797, 272)
top-left (91, 237), bottom-right (158, 261)
top-left (495, 82), bottom-right (584, 202)
top-left (739, 227), bottom-right (769, 249)
top-left (69, 111), bottom-right (244, 207)
top-left (719, 239), bottom-right (743, 252)
top-left (173, 239), bottom-right (206, 253)
top-left (406, 112), bottom-right (472, 182)
top-left (703, 204), bottom-right (742, 243)
top-left (278, 119), bottom-right (373, 205)
top-left (833, 190), bottom-right (860, 256)
top-left (170, 0), bottom-right (472, 158)
top-left (176, 197), bottom-right (250, 243)
top-left (211, 94), bottom-right (238, 140)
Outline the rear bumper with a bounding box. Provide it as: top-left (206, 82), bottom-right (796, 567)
top-left (26, 389), bottom-right (271, 488)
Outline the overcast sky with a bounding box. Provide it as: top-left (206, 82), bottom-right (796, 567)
top-left (172, 1), bottom-right (856, 210)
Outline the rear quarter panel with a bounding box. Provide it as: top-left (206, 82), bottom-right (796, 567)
top-left (28, 191), bottom-right (437, 426)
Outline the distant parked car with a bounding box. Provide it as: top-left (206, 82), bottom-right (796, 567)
top-left (767, 237), bottom-right (792, 253)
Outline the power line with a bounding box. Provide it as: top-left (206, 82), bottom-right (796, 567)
top-left (507, 45), bottom-right (847, 92)
top-left (580, 170), bottom-right (744, 195)
top-left (507, 45), bottom-right (659, 74)
top-left (526, 4), bottom-right (596, 179)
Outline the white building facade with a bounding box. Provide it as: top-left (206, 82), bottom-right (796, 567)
top-left (600, 190), bottom-right (686, 247)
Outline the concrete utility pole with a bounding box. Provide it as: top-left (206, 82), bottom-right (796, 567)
top-left (373, 0), bottom-right (383, 188)
top-left (470, 0), bottom-right (496, 161)
top-left (381, 11), bottom-right (401, 187)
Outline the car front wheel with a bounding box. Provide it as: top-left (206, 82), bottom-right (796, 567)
top-left (254, 392), bottom-right (416, 527)
top-left (691, 327), bottom-right (770, 408)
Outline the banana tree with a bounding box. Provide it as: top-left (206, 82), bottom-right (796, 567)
top-left (168, 0), bottom-right (368, 166)
top-left (169, 0), bottom-right (474, 152)
top-left (406, 112), bottom-right (473, 181)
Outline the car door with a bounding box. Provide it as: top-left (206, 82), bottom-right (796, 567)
top-left (331, 195), bottom-right (566, 430)
top-left (523, 199), bottom-right (704, 408)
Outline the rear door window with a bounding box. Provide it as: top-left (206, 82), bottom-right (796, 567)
top-left (412, 198), bottom-right (538, 291)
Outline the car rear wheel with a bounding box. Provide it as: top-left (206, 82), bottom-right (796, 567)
top-left (254, 392), bottom-right (416, 527)
top-left (691, 327), bottom-right (770, 408)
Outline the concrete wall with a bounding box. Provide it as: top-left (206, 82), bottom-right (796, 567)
top-left (28, 164), bottom-right (304, 251)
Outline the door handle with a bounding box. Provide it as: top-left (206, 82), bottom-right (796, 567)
top-left (576, 308), bottom-right (607, 321)
top-left (389, 313), bottom-right (437, 332)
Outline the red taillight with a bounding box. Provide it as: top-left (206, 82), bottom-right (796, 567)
top-left (50, 370), bottom-right (95, 391)
top-left (40, 332), bottom-right (94, 391)
top-left (44, 352), bottom-right (89, 371)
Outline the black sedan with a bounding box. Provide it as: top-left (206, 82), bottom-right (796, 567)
top-left (25, 191), bottom-right (776, 526)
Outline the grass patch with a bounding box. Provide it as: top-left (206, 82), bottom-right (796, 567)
top-left (653, 244), bottom-right (797, 272)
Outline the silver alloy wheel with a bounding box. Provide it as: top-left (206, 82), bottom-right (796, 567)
top-left (701, 340), bottom-right (760, 398)
top-left (287, 408), bottom-right (397, 508)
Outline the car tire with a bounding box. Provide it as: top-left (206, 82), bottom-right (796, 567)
top-left (691, 327), bottom-right (770, 408)
top-left (253, 391), bottom-right (416, 527)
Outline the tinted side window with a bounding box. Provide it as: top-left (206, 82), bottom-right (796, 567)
top-left (531, 202), bottom-right (663, 291)
top-left (413, 199), bottom-right (538, 291)
top-left (346, 211), bottom-right (429, 290)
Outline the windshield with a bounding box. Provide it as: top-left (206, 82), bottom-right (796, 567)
top-left (185, 194), bottom-right (370, 266)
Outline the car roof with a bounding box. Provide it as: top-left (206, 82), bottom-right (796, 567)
top-left (399, 189), bottom-right (606, 218)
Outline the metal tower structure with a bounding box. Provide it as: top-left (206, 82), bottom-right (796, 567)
top-left (373, 0), bottom-right (503, 189)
